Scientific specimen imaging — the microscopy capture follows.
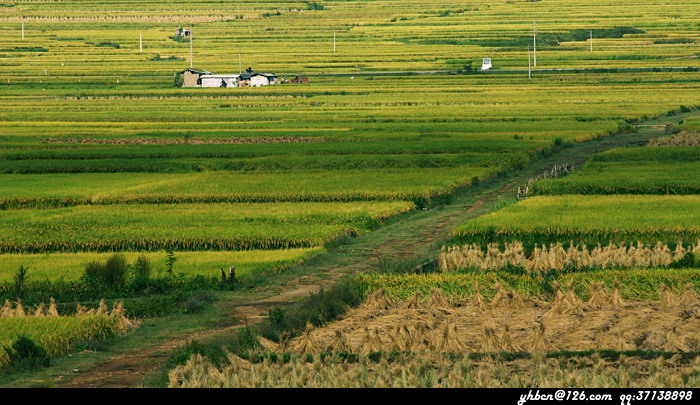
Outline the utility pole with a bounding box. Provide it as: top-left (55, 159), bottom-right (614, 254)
top-left (528, 46), bottom-right (532, 79)
top-left (590, 30), bottom-right (593, 52)
top-left (21, 19), bottom-right (25, 40)
top-left (333, 31), bottom-right (336, 53)
top-left (533, 22), bottom-right (537, 67)
top-left (189, 29), bottom-right (193, 69)
top-left (239, 52), bottom-right (242, 74)
top-left (139, 33), bottom-right (143, 53)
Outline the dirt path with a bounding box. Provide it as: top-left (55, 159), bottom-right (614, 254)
top-left (57, 112), bottom-right (695, 388)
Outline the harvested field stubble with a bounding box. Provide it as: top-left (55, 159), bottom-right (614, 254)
top-left (279, 286), bottom-right (699, 354)
top-left (648, 131), bottom-right (700, 147)
top-left (169, 352), bottom-right (700, 388)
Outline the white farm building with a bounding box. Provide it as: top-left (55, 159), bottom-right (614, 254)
top-left (182, 68), bottom-right (278, 88)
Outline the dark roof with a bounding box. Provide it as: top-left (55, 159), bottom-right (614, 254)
top-left (180, 68), bottom-right (211, 75)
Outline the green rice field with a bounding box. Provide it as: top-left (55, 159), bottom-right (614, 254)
top-left (0, 248), bottom-right (321, 282)
top-left (453, 195), bottom-right (700, 245)
top-left (1, 0), bottom-right (700, 384)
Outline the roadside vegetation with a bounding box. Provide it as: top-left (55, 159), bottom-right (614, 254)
top-left (1, 0), bottom-right (700, 388)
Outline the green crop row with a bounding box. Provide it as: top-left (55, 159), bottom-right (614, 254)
top-left (453, 196), bottom-right (700, 245)
top-left (533, 160), bottom-right (700, 195)
top-left (357, 268), bottom-right (700, 302)
top-left (0, 248), bottom-right (322, 283)
top-left (0, 168), bottom-right (496, 208)
top-left (590, 147), bottom-right (700, 163)
top-left (0, 153), bottom-right (525, 174)
top-left (0, 202), bottom-right (414, 253)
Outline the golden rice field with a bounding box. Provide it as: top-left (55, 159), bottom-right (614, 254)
top-left (1, 0), bottom-right (700, 387)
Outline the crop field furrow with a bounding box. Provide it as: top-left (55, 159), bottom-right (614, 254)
top-left (1, 0), bottom-right (700, 389)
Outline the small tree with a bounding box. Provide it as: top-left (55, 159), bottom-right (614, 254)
top-left (165, 249), bottom-right (177, 276)
top-left (133, 255), bottom-right (152, 285)
top-left (12, 266), bottom-right (29, 299)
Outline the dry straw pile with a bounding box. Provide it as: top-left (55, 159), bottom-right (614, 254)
top-left (279, 283), bottom-right (699, 355)
top-left (168, 284), bottom-right (699, 387)
top-left (169, 350), bottom-right (700, 388)
top-left (648, 131), bottom-right (700, 147)
top-left (439, 241), bottom-right (700, 273)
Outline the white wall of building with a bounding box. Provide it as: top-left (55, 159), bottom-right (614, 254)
top-left (201, 75), bottom-right (240, 88)
top-left (250, 76), bottom-right (270, 87)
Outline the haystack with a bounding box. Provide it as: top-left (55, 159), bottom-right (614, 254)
top-left (471, 282), bottom-right (488, 311)
top-left (490, 284), bottom-right (509, 307)
top-left (362, 289), bottom-right (394, 311)
top-left (610, 281), bottom-right (625, 307)
top-left (327, 329), bottom-right (352, 353)
top-left (1, 300), bottom-right (14, 317)
top-left (480, 324), bottom-right (501, 352)
top-left (47, 298), bottom-right (59, 317)
top-left (662, 326), bottom-right (690, 352)
top-left (427, 288), bottom-right (450, 309)
top-left (359, 327), bottom-right (383, 353)
top-left (660, 284), bottom-right (678, 308)
top-left (499, 325), bottom-right (523, 352)
top-left (33, 304), bottom-right (46, 317)
top-left (527, 318), bottom-right (557, 353)
top-left (404, 292), bottom-right (423, 309)
top-left (587, 282), bottom-right (609, 309)
top-left (679, 284), bottom-right (699, 306)
top-left (294, 323), bottom-right (317, 354)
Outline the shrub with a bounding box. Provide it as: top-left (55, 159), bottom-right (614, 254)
top-left (12, 265), bottom-right (29, 299)
top-left (8, 335), bottom-right (50, 369)
top-left (83, 253), bottom-right (128, 289)
top-left (132, 255), bottom-right (151, 285)
top-left (306, 2), bottom-right (325, 10)
top-left (258, 278), bottom-right (364, 341)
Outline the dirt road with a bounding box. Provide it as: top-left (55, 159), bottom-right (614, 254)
top-left (58, 111), bottom-right (695, 388)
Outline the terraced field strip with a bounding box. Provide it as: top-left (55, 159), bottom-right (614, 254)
top-left (0, 248), bottom-right (322, 282)
top-left (43, 110), bottom-right (699, 388)
top-left (1, 0), bottom-right (699, 76)
top-left (453, 195), bottom-right (700, 246)
top-left (0, 201), bottom-right (413, 253)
